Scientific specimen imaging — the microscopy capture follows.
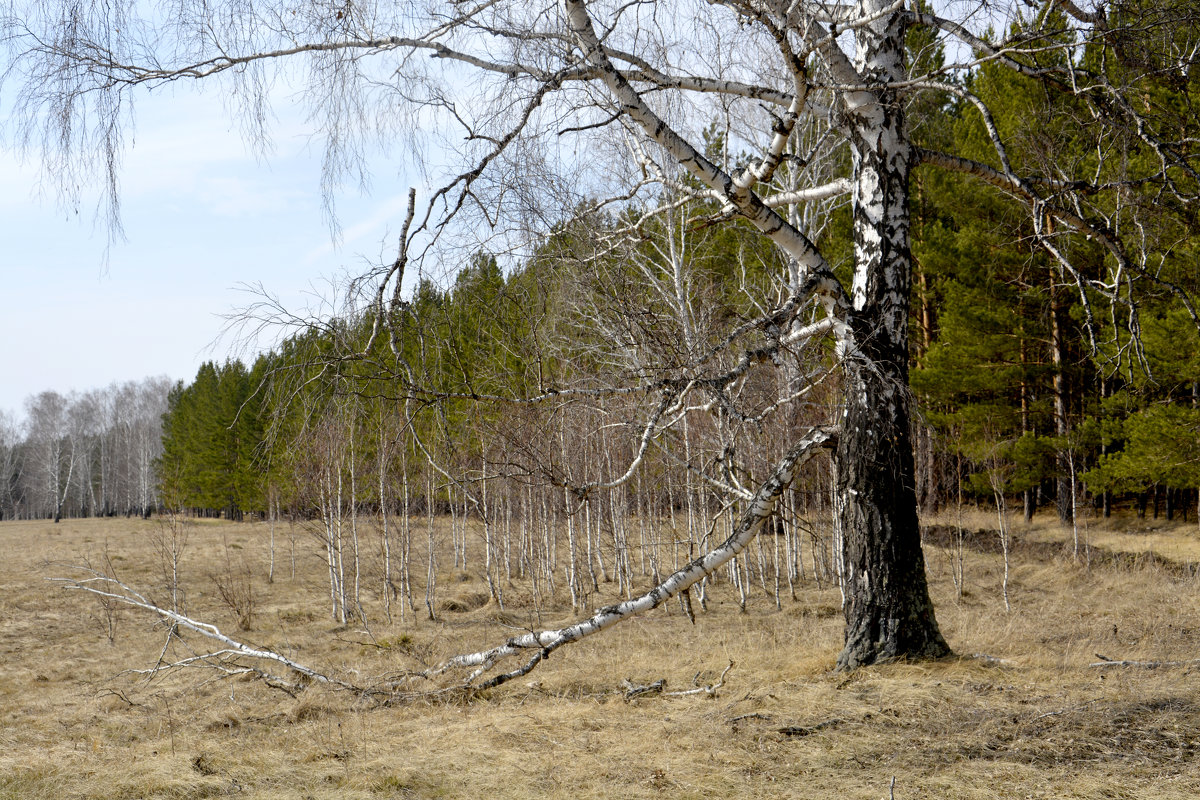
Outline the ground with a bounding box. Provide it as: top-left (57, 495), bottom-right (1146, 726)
top-left (1, 510), bottom-right (1199, 798)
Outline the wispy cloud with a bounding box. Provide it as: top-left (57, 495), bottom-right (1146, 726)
top-left (300, 190), bottom-right (420, 267)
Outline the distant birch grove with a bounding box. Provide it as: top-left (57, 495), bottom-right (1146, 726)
top-left (0, 379), bottom-right (170, 520)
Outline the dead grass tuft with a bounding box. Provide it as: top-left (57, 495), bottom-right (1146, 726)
top-left (439, 589), bottom-right (490, 613)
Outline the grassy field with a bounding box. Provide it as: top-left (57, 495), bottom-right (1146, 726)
top-left (2, 510), bottom-right (1199, 798)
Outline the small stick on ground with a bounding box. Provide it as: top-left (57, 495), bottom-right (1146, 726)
top-left (664, 660), bottom-right (734, 697)
top-left (1089, 656), bottom-right (1200, 669)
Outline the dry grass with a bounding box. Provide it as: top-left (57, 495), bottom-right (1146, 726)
top-left (2, 511), bottom-right (1200, 798)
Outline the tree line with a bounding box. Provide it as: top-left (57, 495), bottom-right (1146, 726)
top-left (157, 239), bottom-right (849, 622)
top-left (0, 378), bottom-right (171, 521)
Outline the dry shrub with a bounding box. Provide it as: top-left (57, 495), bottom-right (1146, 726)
top-left (209, 536), bottom-right (256, 630)
top-left (81, 545), bottom-right (125, 644)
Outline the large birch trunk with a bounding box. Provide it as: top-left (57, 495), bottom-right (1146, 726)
top-left (835, 2), bottom-right (948, 670)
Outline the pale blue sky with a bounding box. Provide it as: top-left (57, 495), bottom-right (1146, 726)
top-left (2, 86), bottom-right (422, 422)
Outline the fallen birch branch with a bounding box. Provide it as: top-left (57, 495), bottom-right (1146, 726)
top-left (50, 569), bottom-right (355, 694)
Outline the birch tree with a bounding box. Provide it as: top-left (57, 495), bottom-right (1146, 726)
top-left (6, 0), bottom-right (1199, 672)
top-left (0, 410), bottom-right (21, 520)
top-left (23, 391), bottom-right (76, 521)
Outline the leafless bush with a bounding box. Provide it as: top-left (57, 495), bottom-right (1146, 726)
top-left (210, 538), bottom-right (256, 631)
top-left (81, 545), bottom-right (124, 644)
